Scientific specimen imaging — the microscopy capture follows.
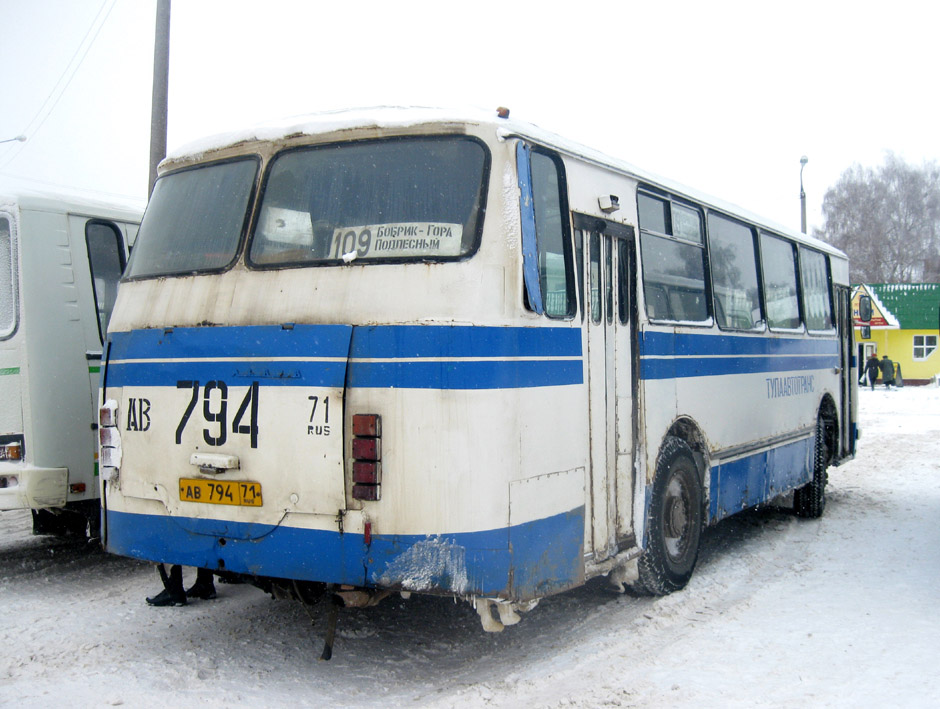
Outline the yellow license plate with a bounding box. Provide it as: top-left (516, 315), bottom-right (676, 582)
top-left (179, 478), bottom-right (263, 507)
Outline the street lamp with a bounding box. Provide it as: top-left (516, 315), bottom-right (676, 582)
top-left (800, 155), bottom-right (808, 234)
top-left (0, 135), bottom-right (27, 145)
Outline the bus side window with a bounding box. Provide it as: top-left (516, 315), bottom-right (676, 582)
top-left (86, 221), bottom-right (127, 343)
top-left (617, 239), bottom-right (630, 325)
top-left (799, 247), bottom-right (834, 331)
top-left (637, 192), bottom-right (708, 323)
top-left (523, 148), bottom-right (576, 319)
top-left (574, 230), bottom-right (585, 321)
top-left (605, 237), bottom-right (614, 325)
top-left (589, 232), bottom-right (601, 323)
top-left (760, 232), bottom-right (801, 329)
top-left (707, 213), bottom-right (761, 330)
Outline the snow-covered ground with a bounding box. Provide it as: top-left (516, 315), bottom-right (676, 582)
top-left (2, 386), bottom-right (938, 708)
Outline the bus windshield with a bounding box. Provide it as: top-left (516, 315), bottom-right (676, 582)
top-left (248, 136), bottom-right (488, 266)
top-left (125, 158), bottom-right (258, 279)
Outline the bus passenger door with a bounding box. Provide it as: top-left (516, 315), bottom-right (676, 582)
top-left (836, 285), bottom-right (856, 457)
top-left (575, 214), bottom-right (636, 560)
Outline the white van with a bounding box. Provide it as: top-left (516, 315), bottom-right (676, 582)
top-left (0, 188), bottom-right (140, 535)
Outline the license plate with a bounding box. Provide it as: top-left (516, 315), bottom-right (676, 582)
top-left (179, 478), bottom-right (263, 507)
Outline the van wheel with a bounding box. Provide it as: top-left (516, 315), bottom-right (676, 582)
top-left (635, 437), bottom-right (703, 595)
top-left (794, 417), bottom-right (828, 518)
top-left (31, 508), bottom-right (88, 537)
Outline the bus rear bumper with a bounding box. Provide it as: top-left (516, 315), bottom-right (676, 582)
top-left (0, 465), bottom-right (68, 510)
top-left (104, 506), bottom-right (586, 601)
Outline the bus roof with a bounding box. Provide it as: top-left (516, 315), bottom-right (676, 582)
top-left (163, 106), bottom-right (844, 261)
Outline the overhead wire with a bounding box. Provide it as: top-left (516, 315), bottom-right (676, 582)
top-left (0, 0), bottom-right (117, 172)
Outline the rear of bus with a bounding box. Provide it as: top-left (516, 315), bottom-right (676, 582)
top-left (99, 113), bottom-right (588, 613)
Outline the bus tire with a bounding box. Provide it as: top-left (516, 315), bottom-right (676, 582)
top-left (794, 417), bottom-right (828, 518)
top-left (635, 436), bottom-right (704, 596)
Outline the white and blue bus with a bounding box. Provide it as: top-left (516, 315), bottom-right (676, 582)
top-left (98, 108), bottom-right (856, 631)
top-left (0, 188), bottom-right (139, 536)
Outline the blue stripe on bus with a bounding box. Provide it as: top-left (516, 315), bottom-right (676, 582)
top-left (108, 324), bottom-right (354, 361)
top-left (110, 324), bottom-right (583, 361)
top-left (104, 505), bottom-right (585, 599)
top-left (105, 359), bottom-right (349, 388)
top-left (106, 324), bottom-right (837, 388)
top-left (641, 354), bottom-right (839, 380)
top-left (347, 359), bottom-right (583, 389)
top-left (106, 358), bottom-right (582, 389)
top-left (349, 324), bottom-right (582, 358)
top-left (640, 330), bottom-right (839, 357)
top-left (638, 330), bottom-right (840, 380)
top-left (106, 325), bottom-right (584, 390)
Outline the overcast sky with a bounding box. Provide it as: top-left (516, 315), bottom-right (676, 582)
top-left (2, 0), bottom-right (938, 234)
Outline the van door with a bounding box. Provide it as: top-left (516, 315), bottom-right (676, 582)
top-left (72, 216), bottom-right (127, 398)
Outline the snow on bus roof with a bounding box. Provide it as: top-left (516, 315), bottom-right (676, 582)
top-left (166, 106), bottom-right (842, 258)
top-left (165, 106), bottom-right (487, 160)
top-left (0, 176), bottom-right (144, 217)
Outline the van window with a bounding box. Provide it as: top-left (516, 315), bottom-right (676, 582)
top-left (0, 215), bottom-right (15, 339)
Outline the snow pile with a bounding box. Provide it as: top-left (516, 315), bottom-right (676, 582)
top-left (375, 536), bottom-right (470, 594)
top-left (1, 386), bottom-right (938, 707)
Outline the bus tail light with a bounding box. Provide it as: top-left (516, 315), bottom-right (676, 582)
top-left (353, 461), bottom-right (381, 484)
top-left (352, 437), bottom-right (380, 460)
top-left (351, 414), bottom-right (381, 501)
top-left (99, 400), bottom-right (122, 480)
top-left (353, 414), bottom-right (381, 437)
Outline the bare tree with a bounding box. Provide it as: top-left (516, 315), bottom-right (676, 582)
top-left (814, 153), bottom-right (940, 283)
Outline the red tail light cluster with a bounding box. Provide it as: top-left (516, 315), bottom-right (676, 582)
top-left (351, 414), bottom-right (381, 501)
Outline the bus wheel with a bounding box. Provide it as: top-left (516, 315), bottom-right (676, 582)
top-left (636, 436), bottom-right (704, 596)
top-left (794, 417), bottom-right (828, 518)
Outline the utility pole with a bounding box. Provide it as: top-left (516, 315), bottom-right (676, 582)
top-left (799, 155), bottom-right (808, 234)
top-left (148, 0), bottom-right (171, 197)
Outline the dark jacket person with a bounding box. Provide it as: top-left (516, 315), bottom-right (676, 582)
top-left (881, 355), bottom-right (895, 388)
top-left (865, 354), bottom-right (881, 389)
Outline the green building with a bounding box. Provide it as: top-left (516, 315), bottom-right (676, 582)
top-left (853, 283), bottom-right (940, 385)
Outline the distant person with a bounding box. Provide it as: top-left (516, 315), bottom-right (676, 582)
top-left (865, 353), bottom-right (881, 390)
top-left (881, 354), bottom-right (896, 389)
top-left (146, 564), bottom-right (217, 606)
